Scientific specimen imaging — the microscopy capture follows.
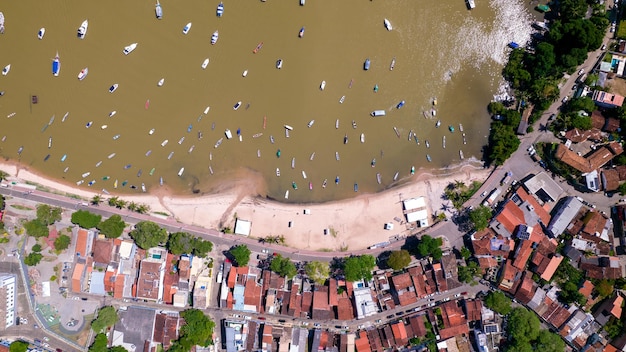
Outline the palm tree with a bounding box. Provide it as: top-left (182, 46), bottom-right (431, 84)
top-left (136, 204), bottom-right (150, 214)
top-left (0, 170), bottom-right (9, 181)
top-left (277, 235), bottom-right (286, 245)
top-left (90, 194), bottom-right (102, 206)
top-left (115, 199), bottom-right (128, 209)
top-left (108, 196), bottom-right (119, 207)
top-left (127, 202), bottom-right (138, 212)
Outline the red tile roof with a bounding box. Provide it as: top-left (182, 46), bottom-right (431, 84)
top-left (441, 301), bottom-right (466, 328)
top-left (540, 255), bottom-right (563, 281)
top-left (75, 229), bottom-right (89, 257)
top-left (71, 262), bottom-right (85, 293)
top-left (464, 300), bottom-right (482, 321)
top-left (514, 271), bottom-right (536, 305)
top-left (355, 331), bottom-right (371, 352)
top-left (391, 272), bottom-right (413, 291)
top-left (391, 322), bottom-right (408, 346)
top-left (439, 324), bottom-right (469, 340)
top-left (337, 297), bottom-right (354, 320)
top-left (495, 202), bottom-right (526, 234)
top-left (113, 274), bottom-right (125, 299)
top-left (92, 238), bottom-right (113, 265)
top-left (513, 240), bottom-right (533, 270)
top-left (136, 260), bottom-right (162, 300)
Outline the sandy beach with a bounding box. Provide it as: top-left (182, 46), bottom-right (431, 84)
top-left (0, 160), bottom-right (490, 251)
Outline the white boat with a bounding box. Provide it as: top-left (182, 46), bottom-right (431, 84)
top-left (307, 120), bottom-right (315, 128)
top-left (113, 134), bottom-right (120, 140)
top-left (339, 96), bottom-right (345, 104)
top-left (276, 168), bottom-right (280, 177)
top-left (384, 18), bottom-right (392, 31)
top-left (435, 120), bottom-right (441, 128)
top-left (211, 30), bottom-right (219, 45)
top-left (182, 22), bottom-right (192, 34)
top-left (62, 112), bottom-right (69, 122)
top-left (459, 150), bottom-right (464, 160)
top-left (336, 152), bottom-right (340, 161)
top-left (360, 133), bottom-right (365, 143)
top-left (52, 51), bottom-right (60, 76)
top-left (178, 136), bottom-right (185, 144)
top-left (233, 101), bottom-right (242, 110)
top-left (77, 67), bottom-right (88, 80)
top-left (108, 153), bottom-right (116, 159)
top-left (225, 129), bottom-right (232, 139)
top-left (300, 0), bottom-right (305, 5)
top-left (109, 83), bottom-right (119, 93)
top-left (82, 172), bottom-right (91, 178)
top-left (214, 138), bottom-right (223, 148)
top-left (390, 57), bottom-right (396, 70)
top-left (442, 135), bottom-right (446, 148)
top-left (86, 121), bottom-right (93, 128)
top-left (95, 161), bottom-right (102, 167)
top-left (467, 0), bottom-right (476, 9)
top-left (209, 166), bottom-right (214, 175)
top-left (168, 152), bottom-right (174, 160)
top-left (204, 106), bottom-right (210, 114)
top-left (161, 139), bottom-right (169, 146)
top-left (76, 180), bottom-right (84, 186)
top-left (141, 183), bottom-right (146, 193)
top-left (101, 125), bottom-right (108, 129)
top-left (291, 158), bottom-right (295, 169)
top-left (320, 80), bottom-right (326, 90)
top-left (276, 59), bottom-right (283, 69)
top-left (149, 128), bottom-right (155, 135)
top-left (108, 111), bottom-right (116, 117)
top-left (242, 70), bottom-right (248, 77)
top-left (37, 28), bottom-right (45, 40)
top-left (285, 190), bottom-right (289, 199)
top-left (77, 20), bottom-right (88, 39)
top-left (155, 0), bottom-right (163, 19)
top-left (178, 167), bottom-right (185, 176)
top-left (310, 152), bottom-right (315, 160)
top-left (1, 64), bottom-right (9, 76)
top-left (336, 119), bottom-right (339, 129)
top-left (123, 43), bottom-right (137, 55)
top-left (302, 171), bottom-right (307, 179)
top-left (157, 78), bottom-right (164, 86)
top-left (0, 12), bottom-right (4, 34)
top-left (201, 58), bottom-right (209, 69)
top-left (285, 129), bottom-right (290, 138)
top-left (217, 2), bottom-right (224, 17)
top-left (284, 125), bottom-right (293, 131)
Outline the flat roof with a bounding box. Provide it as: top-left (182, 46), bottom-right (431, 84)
top-left (234, 219), bottom-right (251, 236)
top-left (406, 209), bottom-right (428, 222)
top-left (403, 197), bottom-right (426, 210)
top-left (523, 172), bottom-right (563, 202)
top-left (89, 271), bottom-right (106, 295)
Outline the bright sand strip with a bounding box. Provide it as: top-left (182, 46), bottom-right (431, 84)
top-left (0, 160), bottom-right (490, 251)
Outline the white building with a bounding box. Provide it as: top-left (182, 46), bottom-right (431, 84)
top-left (403, 197), bottom-right (429, 226)
top-left (0, 274), bottom-right (17, 330)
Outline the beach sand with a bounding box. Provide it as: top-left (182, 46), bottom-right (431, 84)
top-left (0, 160), bottom-right (490, 251)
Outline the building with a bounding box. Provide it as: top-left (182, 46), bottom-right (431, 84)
top-left (523, 172), bottom-right (563, 203)
top-left (592, 90), bottom-right (625, 108)
top-left (234, 219), bottom-right (251, 236)
top-left (403, 197), bottom-right (429, 226)
top-left (0, 274), bottom-right (16, 330)
top-left (135, 248), bottom-right (167, 302)
top-left (546, 197), bottom-right (583, 237)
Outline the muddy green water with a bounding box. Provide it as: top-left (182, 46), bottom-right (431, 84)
top-left (0, 0), bottom-right (533, 202)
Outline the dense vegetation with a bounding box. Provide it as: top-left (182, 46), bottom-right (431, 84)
top-left (71, 210), bottom-right (102, 229)
top-left (485, 103), bottom-right (522, 166)
top-left (9, 341), bottom-right (29, 352)
top-left (387, 250), bottom-right (412, 270)
top-left (167, 231), bottom-right (213, 257)
top-left (416, 235), bottom-right (443, 260)
top-left (89, 333), bottom-right (128, 352)
top-left (270, 254), bottom-right (297, 278)
top-left (129, 221), bottom-right (169, 249)
top-left (54, 234), bottom-right (71, 251)
top-left (342, 255), bottom-right (376, 282)
top-left (305, 261), bottom-right (330, 285)
top-left (169, 309), bottom-right (216, 351)
top-left (484, 291), bottom-right (512, 315)
top-left (229, 244), bottom-right (251, 267)
top-left (443, 181), bottom-right (483, 209)
top-left (97, 214), bottom-right (126, 238)
top-left (91, 306), bottom-right (118, 333)
top-left (553, 258), bottom-right (586, 306)
top-left (504, 307), bottom-right (565, 352)
top-left (468, 205), bottom-right (493, 231)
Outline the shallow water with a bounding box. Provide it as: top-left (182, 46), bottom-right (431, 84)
top-left (0, 0), bottom-right (533, 202)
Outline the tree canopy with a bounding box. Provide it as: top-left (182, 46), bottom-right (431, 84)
top-left (343, 255), bottom-right (376, 282)
top-left (54, 234), bottom-right (71, 251)
top-left (469, 206), bottom-right (493, 231)
top-left (270, 255), bottom-right (297, 278)
top-left (129, 221), bottom-right (168, 249)
top-left (486, 122), bottom-right (521, 166)
top-left (168, 232), bottom-right (213, 257)
top-left (36, 204), bottom-right (62, 226)
top-left (305, 261), bottom-right (330, 285)
top-left (88, 333), bottom-right (128, 352)
top-left (71, 210), bottom-right (102, 229)
top-left (9, 341), bottom-right (29, 352)
top-left (229, 245), bottom-right (251, 267)
top-left (24, 252), bottom-right (43, 266)
top-left (97, 215), bottom-right (126, 238)
top-left (24, 219), bottom-right (49, 238)
top-left (387, 250), bottom-right (412, 270)
top-left (91, 306), bottom-right (119, 333)
top-left (416, 235), bottom-right (443, 260)
top-left (505, 307), bottom-right (564, 352)
top-left (484, 291), bottom-right (512, 315)
top-left (169, 309), bottom-right (215, 351)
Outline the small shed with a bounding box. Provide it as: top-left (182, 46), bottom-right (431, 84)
top-left (234, 219), bottom-right (251, 236)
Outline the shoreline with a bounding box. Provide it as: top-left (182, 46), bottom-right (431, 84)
top-left (0, 158), bottom-right (491, 251)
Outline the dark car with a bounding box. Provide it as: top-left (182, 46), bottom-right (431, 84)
top-left (395, 312), bottom-right (404, 316)
top-left (34, 339), bottom-right (42, 345)
top-left (548, 114), bottom-right (556, 121)
top-left (278, 319), bottom-right (286, 323)
top-left (386, 314), bottom-right (394, 319)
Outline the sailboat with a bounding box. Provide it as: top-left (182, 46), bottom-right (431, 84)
top-left (52, 51), bottom-right (60, 76)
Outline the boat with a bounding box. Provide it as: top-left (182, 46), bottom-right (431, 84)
top-left (0, 12), bottom-right (4, 34)
top-left (344, 134), bottom-right (348, 144)
top-left (310, 152), bottom-right (315, 160)
top-left (159, 177), bottom-right (163, 186)
top-left (307, 120), bottom-right (315, 128)
top-left (108, 153), bottom-right (116, 159)
top-left (284, 125), bottom-right (293, 131)
top-left (77, 20), bottom-right (88, 39)
top-left (48, 115), bottom-right (55, 125)
top-left (292, 182), bottom-right (298, 190)
top-left (178, 167), bottom-right (185, 176)
top-left (88, 180), bottom-right (96, 187)
top-left (339, 96), bottom-right (345, 104)
top-left (214, 138), bottom-right (223, 148)
top-left (276, 168), bottom-right (280, 177)
top-left (2, 64), bottom-right (10, 76)
top-left (216, 2), bottom-right (224, 17)
top-left (435, 120), bottom-right (441, 128)
top-left (253, 42), bottom-right (263, 53)
top-left (161, 139), bottom-right (169, 146)
top-left (425, 140), bottom-right (430, 148)
top-left (393, 172), bottom-right (399, 181)
top-left (414, 134), bottom-right (420, 145)
top-left (302, 171), bottom-right (307, 179)
top-left (335, 152), bottom-right (340, 161)
top-left (130, 185), bottom-right (137, 189)
top-left (148, 128), bottom-right (155, 135)
top-left (364, 58), bottom-right (370, 70)
top-left (52, 51), bottom-right (60, 76)
top-left (61, 154), bottom-right (67, 162)
top-left (335, 176), bottom-right (340, 185)
top-left (155, 0), bottom-right (163, 19)
top-left (535, 4), bottom-right (550, 12)
top-left (270, 135), bottom-right (275, 144)
top-left (157, 78), bottom-right (164, 86)
top-left (212, 122), bottom-right (215, 130)
top-left (285, 128), bottom-right (290, 138)
top-left (201, 58), bottom-right (209, 69)
top-left (146, 150), bottom-right (152, 156)
top-left (467, 0), bottom-right (476, 9)
top-left (114, 179), bottom-right (118, 188)
top-left (284, 190), bottom-right (289, 199)
top-left (124, 164), bottom-right (131, 169)
top-left (411, 166), bottom-right (415, 175)
top-left (354, 183), bottom-right (358, 192)
top-left (76, 180), bottom-right (84, 186)
top-left (336, 119), bottom-right (339, 129)
top-left (393, 127), bottom-right (400, 138)
top-left (42, 123), bottom-right (49, 132)
top-left (62, 112), bottom-right (69, 122)
top-left (376, 173), bottom-right (381, 184)
top-left (211, 30), bottom-right (219, 45)
top-left (299, 26), bottom-right (305, 38)
top-left (145, 99), bottom-right (150, 109)
top-left (320, 80), bottom-right (326, 90)
top-left (352, 120), bottom-right (357, 129)
top-left (442, 135), bottom-right (446, 148)
top-left (167, 152), bottom-right (174, 160)
top-left (48, 136), bottom-right (52, 148)
top-left (300, 0), bottom-right (305, 5)
top-left (187, 124), bottom-right (193, 132)
top-left (178, 136), bottom-right (185, 144)
top-left (123, 43), bottom-right (137, 55)
top-left (43, 154), bottom-right (50, 162)
top-left (431, 109), bottom-right (437, 117)
top-left (276, 59), bottom-right (283, 69)
top-left (384, 18), bottom-right (392, 31)
top-left (96, 161), bottom-right (102, 167)
top-left (38, 28), bottom-right (45, 40)
top-left (183, 22), bottom-right (192, 34)
top-left (432, 97), bottom-right (437, 106)
top-left (360, 133), bottom-right (365, 143)
top-left (233, 101), bottom-right (242, 110)
top-left (224, 129), bottom-right (232, 139)
top-left (101, 125), bottom-right (108, 129)
top-left (102, 176), bottom-right (110, 180)
top-left (390, 57), bottom-right (396, 70)
top-left (81, 172), bottom-right (91, 178)
top-left (86, 121), bottom-right (93, 128)
top-left (242, 70), bottom-right (248, 77)
top-left (237, 127), bottom-right (241, 136)
top-left (309, 182), bottom-right (313, 190)
top-left (408, 130), bottom-right (414, 141)
top-left (113, 134), bottom-right (120, 140)
top-left (137, 169), bottom-right (143, 177)
top-left (462, 133), bottom-right (467, 145)
top-left (426, 154), bottom-right (432, 162)
top-left (449, 125), bottom-right (455, 132)
top-left (396, 100), bottom-right (405, 109)
top-left (188, 145), bottom-right (195, 153)
top-left (459, 150), bottom-right (464, 160)
top-left (203, 106), bottom-right (211, 115)
top-left (291, 157), bottom-right (295, 168)
top-left (373, 84), bottom-right (378, 92)
top-left (109, 84), bottom-right (119, 93)
top-left (322, 179), bottom-right (327, 188)
top-left (141, 183), bottom-right (146, 193)
top-left (349, 79), bottom-right (354, 88)
top-left (198, 131), bottom-right (203, 139)
top-left (508, 42), bottom-right (519, 49)
top-left (371, 158), bottom-right (376, 167)
top-left (252, 133), bottom-right (263, 138)
top-left (276, 149), bottom-right (281, 158)
top-left (75, 67), bottom-right (89, 80)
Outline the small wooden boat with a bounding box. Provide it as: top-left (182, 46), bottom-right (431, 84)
top-left (161, 139), bottom-right (169, 146)
top-left (308, 120), bottom-right (315, 128)
top-left (95, 161), bottom-right (102, 167)
top-left (352, 120), bottom-right (357, 129)
top-left (292, 182), bottom-right (298, 190)
top-left (214, 138), bottom-right (223, 148)
top-left (86, 121), bottom-right (93, 128)
top-left (336, 119), bottom-right (339, 129)
top-left (183, 22), bottom-right (192, 34)
top-left (390, 57), bottom-right (396, 70)
top-left (48, 137), bottom-right (52, 149)
top-left (101, 125), bottom-right (108, 130)
top-left (360, 133), bottom-right (365, 143)
top-left (253, 42), bottom-right (263, 53)
top-left (257, 149), bottom-right (260, 157)
top-left (38, 28), bottom-right (45, 40)
top-left (157, 78), bottom-right (164, 87)
top-left (426, 154), bottom-right (432, 162)
top-left (242, 70), bottom-right (248, 77)
top-left (178, 167), bottom-right (185, 176)
top-left (335, 176), bottom-right (340, 185)
top-left (384, 18), bottom-right (392, 31)
top-left (320, 80), bottom-right (326, 90)
top-left (123, 43), bottom-right (137, 55)
top-left (216, 2), bottom-right (224, 17)
top-left (393, 172), bottom-right (399, 181)
top-left (335, 152), bottom-right (340, 161)
top-left (270, 135), bottom-right (275, 144)
top-left (302, 171), bottom-right (307, 179)
top-left (376, 173), bottom-right (381, 184)
top-left (459, 150), bottom-right (464, 160)
top-left (310, 152), bottom-right (315, 160)
top-left (62, 112), bottom-right (69, 122)
top-left (354, 183), bottom-right (358, 192)
top-left (113, 134), bottom-right (120, 140)
top-left (146, 150), bottom-right (152, 156)
top-left (155, 0), bottom-right (163, 19)
top-left (77, 20), bottom-right (88, 39)
top-left (202, 58), bottom-right (209, 69)
top-left (108, 153), bottom-right (116, 159)
top-left (178, 136), bottom-right (185, 144)
top-left (211, 30), bottom-right (219, 45)
top-left (78, 67), bottom-right (88, 80)
top-left (435, 120), bottom-right (441, 128)
top-left (109, 111), bottom-right (116, 118)
top-left (344, 134), bottom-right (348, 144)
top-left (393, 127), bottom-right (400, 138)
top-left (109, 84), bottom-right (119, 93)
top-left (2, 64), bottom-right (10, 76)
top-left (425, 140), bottom-right (430, 148)
top-left (285, 190), bottom-right (289, 199)
top-left (168, 152), bottom-right (174, 160)
top-left (124, 164), bottom-right (131, 170)
top-left (291, 157), bottom-right (295, 168)
top-left (276, 168), bottom-right (280, 176)
top-left (339, 96), bottom-right (345, 104)
top-left (299, 27), bottom-right (305, 38)
top-left (371, 159), bottom-right (376, 167)
top-left (188, 145), bottom-right (195, 153)
top-left (276, 59), bottom-right (283, 69)
top-left (322, 179), bottom-right (327, 188)
top-left (43, 154), bottom-right (50, 162)
top-left (364, 58), bottom-right (371, 70)
top-left (233, 101), bottom-right (242, 110)
top-left (52, 51), bottom-right (60, 77)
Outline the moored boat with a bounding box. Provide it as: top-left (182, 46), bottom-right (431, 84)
top-left (276, 168), bottom-right (280, 177)
top-left (216, 2), bottom-right (224, 17)
top-left (360, 133), bottom-right (365, 143)
top-left (0, 12), bottom-right (4, 34)
top-left (233, 101), bottom-right (242, 110)
top-left (183, 22), bottom-right (192, 34)
top-left (309, 182), bottom-right (313, 190)
top-left (425, 140), bottom-right (430, 148)
top-left (201, 58), bottom-right (209, 69)
top-left (291, 157), bottom-right (295, 168)
top-left (307, 120), bottom-right (315, 128)
top-left (76, 180), bottom-right (84, 186)
top-left (322, 179), bottom-right (327, 188)
top-left (252, 133), bottom-right (263, 138)
top-left (43, 154), bottom-right (50, 162)
top-left (109, 111), bottom-right (116, 118)
top-left (411, 166), bottom-right (415, 175)
top-left (113, 134), bottom-right (120, 140)
top-left (178, 167), bottom-right (185, 176)
top-left (149, 128), bottom-right (155, 135)
top-left (101, 125), bottom-right (108, 130)
top-left (302, 170), bottom-right (307, 179)
top-left (187, 124), bottom-right (193, 132)
top-left (214, 138), bottom-right (223, 148)
top-left (48, 136), bottom-right (52, 149)
top-left (159, 177), bottom-right (163, 186)
top-left (284, 190), bottom-right (289, 199)
top-left (364, 58), bottom-right (370, 70)
top-left (344, 134), bottom-right (348, 144)
top-left (336, 119), bottom-right (339, 129)
top-left (442, 135), bottom-right (446, 148)
top-left (435, 120), bottom-right (441, 128)
top-left (352, 120), bottom-right (357, 129)
top-left (155, 0), bottom-right (163, 19)
top-left (157, 78), bottom-right (164, 86)
top-left (371, 158), bottom-right (376, 167)
top-left (335, 176), bottom-right (340, 185)
top-left (354, 183), bottom-right (358, 192)
top-left (52, 51), bottom-right (60, 76)
top-left (142, 183), bottom-right (146, 192)
top-left (108, 153), bottom-right (115, 159)
top-left (276, 149), bottom-right (281, 158)
top-left (88, 180), bottom-right (96, 187)
top-left (253, 42), bottom-right (263, 53)
top-left (310, 152), bottom-right (315, 160)
top-left (96, 161), bottom-right (103, 167)
top-left (320, 80), bottom-right (326, 90)
top-left (393, 172), bottom-right (399, 181)
top-left (339, 96), bottom-right (345, 104)
top-left (123, 43), bottom-right (137, 55)
top-left (178, 136), bottom-right (185, 144)
top-left (86, 121), bottom-right (93, 128)
top-left (390, 57), bottom-right (396, 70)
top-left (335, 152), bottom-right (340, 161)
top-left (459, 150), bottom-right (464, 160)
top-left (276, 59), bottom-right (283, 69)
top-left (211, 30), bottom-right (219, 45)
top-left (467, 0), bottom-right (476, 9)
top-left (396, 100), bottom-right (405, 109)
top-left (384, 18), bottom-right (392, 31)
top-left (299, 27), bottom-right (305, 38)
top-left (224, 129), bottom-right (232, 139)
top-left (77, 20), bottom-right (88, 39)
top-left (114, 179), bottom-right (118, 188)
top-left (167, 151), bottom-right (174, 160)
top-left (449, 125), bottom-right (455, 132)
top-left (145, 150), bottom-right (152, 156)
top-left (242, 70), bottom-right (248, 77)
top-left (2, 64), bottom-right (10, 76)
top-left (426, 154), bottom-right (432, 162)
top-left (62, 112), bottom-right (69, 122)
top-left (109, 83), bottom-right (119, 93)
top-left (61, 154), bottom-right (67, 162)
top-left (161, 139), bottom-right (169, 146)
top-left (78, 67), bottom-right (88, 80)
top-left (284, 125), bottom-right (293, 131)
top-left (292, 182), bottom-right (298, 190)
top-left (376, 173), bottom-right (381, 184)
top-left (38, 28), bottom-right (45, 40)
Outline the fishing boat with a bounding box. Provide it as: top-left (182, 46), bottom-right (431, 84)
top-left (88, 180), bottom-right (96, 187)
top-left (211, 30), bottom-right (219, 44)
top-left (384, 18), bottom-right (392, 31)
top-left (52, 51), bottom-right (60, 76)
top-left (462, 133), bottom-right (467, 145)
top-left (411, 166), bottom-right (415, 175)
top-left (253, 42), bottom-right (263, 53)
top-left (371, 158), bottom-right (376, 167)
top-left (38, 28), bottom-right (45, 40)
top-left (157, 78), bottom-right (164, 86)
top-left (425, 140), bottom-right (430, 148)
top-left (335, 152), bottom-right (340, 161)
top-left (76, 180), bottom-right (84, 186)
top-left (109, 84), bottom-right (119, 93)
top-left (374, 84), bottom-right (378, 92)
top-left (339, 96), bottom-right (345, 104)
top-left (183, 22), bottom-right (192, 34)
top-left (291, 157), bottom-right (295, 168)
top-left (448, 125), bottom-right (455, 132)
top-left (459, 150), bottom-right (464, 160)
top-left (396, 100), bottom-right (405, 109)
top-left (300, 0), bottom-right (305, 5)
top-left (214, 138), bottom-right (223, 148)
top-left (148, 128), bottom-right (155, 135)
top-left (178, 136), bottom-right (185, 144)
top-left (48, 137), bottom-right (52, 148)
top-left (309, 182), bottom-right (313, 190)
top-left (393, 127), bottom-right (400, 138)
top-left (216, 2), bottom-right (224, 17)
top-left (284, 190), bottom-right (289, 199)
top-left (336, 119), bottom-right (339, 129)
top-left (201, 58), bottom-right (209, 69)
top-left (270, 135), bottom-right (275, 144)
top-left (224, 129), bottom-right (232, 139)
top-left (167, 152), bottom-right (174, 160)
top-left (43, 154), bottom-right (50, 162)
top-left (77, 20), bottom-right (88, 39)
top-left (233, 101), bottom-right (242, 110)
top-left (123, 43), bottom-right (137, 55)
top-left (159, 177), bottom-right (163, 186)
top-left (82, 172), bottom-right (91, 178)
top-left (354, 183), bottom-right (358, 192)
top-left (113, 134), bottom-right (120, 140)
top-left (435, 120), bottom-right (441, 128)
top-left (393, 172), bottom-right (399, 181)
top-left (146, 150), bottom-right (152, 156)
top-left (302, 171), bottom-right (307, 179)
top-left (141, 183), bottom-right (146, 192)
top-left (360, 133), bottom-right (365, 143)
top-left (344, 134), bottom-right (348, 144)
top-left (114, 179), bottom-right (118, 188)
top-left (390, 57), bottom-right (396, 70)
top-left (178, 167), bottom-right (185, 176)
top-left (124, 164), bottom-right (131, 170)
top-left (364, 58), bottom-right (370, 70)
top-left (442, 135), bottom-right (446, 148)
top-left (76, 67), bottom-right (88, 80)
top-left (62, 112), bottom-right (69, 122)
top-left (320, 80), bottom-right (326, 90)
top-left (335, 176), bottom-right (340, 185)
top-left (299, 27), bottom-right (305, 38)
top-left (307, 120), bottom-right (315, 128)
top-left (86, 121), bottom-right (93, 128)
top-left (108, 153), bottom-right (115, 159)
top-left (161, 139), bottom-right (168, 146)
top-left (102, 176), bottom-right (110, 181)
top-left (276, 59), bottom-right (283, 69)
top-left (352, 120), bottom-right (357, 129)
top-left (467, 0), bottom-right (476, 9)
top-left (252, 133), bottom-right (263, 138)
top-left (292, 182), bottom-right (298, 190)
top-left (242, 70), bottom-right (248, 77)
top-left (187, 124), bottom-right (193, 132)
top-left (155, 0), bottom-right (163, 19)
top-left (101, 125), bottom-right (108, 130)
top-left (256, 149), bottom-right (260, 158)
top-left (61, 154), bottom-right (67, 162)
top-left (426, 154), bottom-right (432, 162)
top-left (107, 111), bottom-right (116, 118)
top-left (2, 64), bottom-right (10, 76)
top-left (376, 173), bottom-right (381, 184)
top-left (96, 161), bottom-right (102, 167)
top-left (48, 115), bottom-right (55, 126)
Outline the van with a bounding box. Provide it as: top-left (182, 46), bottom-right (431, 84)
top-left (370, 110), bottom-right (386, 117)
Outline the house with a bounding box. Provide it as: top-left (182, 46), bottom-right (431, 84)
top-left (602, 169), bottom-right (620, 192)
top-left (92, 238), bottom-right (114, 268)
top-left (593, 293), bottom-right (624, 326)
top-left (438, 300), bottom-right (469, 340)
top-left (391, 272), bottom-right (417, 306)
top-left (523, 172), bottom-right (563, 203)
top-left (554, 143), bottom-right (624, 174)
top-left (135, 248), bottom-right (167, 302)
top-left (514, 271), bottom-right (536, 304)
top-left (592, 90), bottom-right (625, 108)
top-left (580, 256), bottom-right (623, 279)
top-left (546, 197), bottom-right (583, 237)
top-left (355, 331), bottom-right (371, 352)
top-left (311, 286), bottom-right (332, 320)
top-left (152, 312), bottom-right (181, 350)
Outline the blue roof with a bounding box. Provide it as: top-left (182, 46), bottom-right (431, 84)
top-left (89, 271), bottom-right (106, 295)
top-left (233, 285), bottom-right (245, 311)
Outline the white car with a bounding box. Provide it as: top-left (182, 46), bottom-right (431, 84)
top-left (602, 44), bottom-right (607, 50)
top-left (562, 96), bottom-right (569, 103)
top-left (578, 69), bottom-right (585, 75)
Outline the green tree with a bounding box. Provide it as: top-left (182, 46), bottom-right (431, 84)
top-left (32, 243), bottom-right (42, 252)
top-left (570, 114), bottom-right (592, 130)
top-left (486, 122), bottom-right (521, 166)
top-left (97, 215), bottom-right (126, 238)
top-left (416, 235), bottom-right (443, 260)
top-left (305, 261), bottom-right (330, 285)
top-left (24, 219), bottom-right (49, 238)
top-left (596, 279), bottom-right (614, 297)
top-left (469, 206), bottom-right (493, 231)
top-left (619, 182), bottom-right (626, 196)
top-left (193, 238), bottom-right (213, 257)
top-left (508, 307), bottom-right (540, 344)
top-left (343, 255), bottom-right (376, 282)
top-left (229, 245), bottom-right (251, 267)
top-left (36, 204), bottom-right (62, 225)
top-left (168, 232), bottom-right (195, 255)
top-left (458, 261), bottom-right (479, 283)
top-left (484, 291), bottom-right (512, 315)
top-left (91, 194), bottom-right (103, 206)
top-left (24, 252), bottom-right (43, 266)
top-left (9, 341), bottom-right (29, 352)
top-left (559, 281), bottom-right (586, 306)
top-left (71, 210), bottom-right (102, 229)
top-left (535, 329), bottom-right (565, 351)
top-left (91, 306), bottom-right (119, 333)
top-left (128, 221), bottom-right (168, 249)
top-left (460, 247), bottom-right (471, 260)
top-left (387, 250), bottom-right (412, 270)
top-left (88, 333), bottom-right (108, 352)
top-left (270, 255), bottom-right (297, 278)
top-left (169, 309), bottom-right (215, 351)
top-left (54, 234), bottom-right (71, 251)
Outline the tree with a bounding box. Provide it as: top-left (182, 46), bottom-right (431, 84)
top-left (32, 244), bottom-right (42, 252)
top-left (9, 341), bottom-right (29, 352)
top-left (558, 281), bottom-right (586, 306)
top-left (570, 114), bottom-right (592, 130)
top-left (24, 219), bottom-right (49, 238)
top-left (97, 215), bottom-right (126, 238)
top-left (270, 255), bottom-right (297, 278)
top-left (192, 238), bottom-right (213, 257)
top-left (24, 252), bottom-right (43, 266)
top-left (36, 204), bottom-right (62, 225)
top-left (486, 122), bottom-right (521, 166)
top-left (54, 234), bottom-right (71, 251)
top-left (387, 250), bottom-right (411, 270)
top-left (88, 333), bottom-right (108, 352)
top-left (91, 195), bottom-right (103, 206)
top-left (535, 329), bottom-right (565, 352)
top-left (136, 204), bottom-right (150, 214)
top-left (71, 210), bottom-right (102, 229)
top-left (91, 306), bottom-right (118, 333)
top-left (484, 291), bottom-right (512, 315)
top-left (128, 221), bottom-right (168, 249)
top-left (458, 261), bottom-right (479, 283)
top-left (305, 261), bottom-right (330, 285)
top-left (343, 255), bottom-right (376, 282)
top-left (460, 247), bottom-right (471, 260)
top-left (416, 235), bottom-right (443, 260)
top-left (168, 232), bottom-right (195, 255)
top-left (596, 279), bottom-right (614, 297)
top-left (469, 206), bottom-right (493, 231)
top-left (619, 182), bottom-right (626, 196)
top-left (229, 245), bottom-right (251, 267)
top-left (507, 307), bottom-right (540, 344)
top-left (169, 309), bottom-right (215, 351)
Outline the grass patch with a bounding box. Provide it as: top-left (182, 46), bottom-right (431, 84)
top-left (318, 248), bottom-right (333, 252)
top-left (338, 244), bottom-right (349, 252)
top-left (153, 211), bottom-right (170, 217)
top-left (328, 226), bottom-right (338, 238)
top-left (10, 204), bottom-right (34, 211)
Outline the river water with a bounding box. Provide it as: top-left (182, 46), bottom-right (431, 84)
top-left (0, 0), bottom-right (533, 202)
